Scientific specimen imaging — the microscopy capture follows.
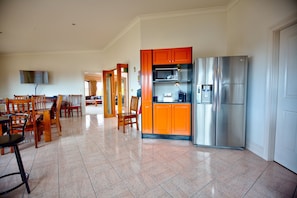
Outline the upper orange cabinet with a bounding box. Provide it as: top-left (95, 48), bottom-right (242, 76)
top-left (153, 47), bottom-right (192, 65)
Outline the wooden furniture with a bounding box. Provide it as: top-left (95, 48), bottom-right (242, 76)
top-left (60, 95), bottom-right (69, 117)
top-left (141, 50), bottom-right (153, 134)
top-left (141, 47), bottom-right (192, 138)
top-left (6, 98), bottom-right (39, 148)
top-left (14, 95), bottom-right (29, 99)
top-left (153, 47), bottom-right (192, 65)
top-left (153, 103), bottom-right (191, 135)
top-left (32, 95), bottom-right (46, 110)
top-left (37, 95), bottom-right (62, 138)
top-left (68, 94), bottom-right (82, 117)
top-left (117, 96), bottom-right (139, 133)
top-left (0, 114), bottom-right (31, 195)
top-left (85, 96), bottom-right (102, 106)
top-left (0, 115), bottom-right (10, 155)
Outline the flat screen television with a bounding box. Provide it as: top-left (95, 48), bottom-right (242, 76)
top-left (20, 70), bottom-right (49, 84)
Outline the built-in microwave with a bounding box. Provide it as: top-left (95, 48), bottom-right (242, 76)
top-left (153, 68), bottom-right (179, 81)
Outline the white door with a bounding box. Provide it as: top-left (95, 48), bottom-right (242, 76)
top-left (274, 23), bottom-right (297, 174)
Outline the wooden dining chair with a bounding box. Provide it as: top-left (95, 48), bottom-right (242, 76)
top-left (32, 95), bottom-right (46, 110)
top-left (14, 95), bottom-right (29, 99)
top-left (37, 95), bottom-right (63, 136)
top-left (5, 97), bottom-right (39, 148)
top-left (59, 95), bottom-right (69, 117)
top-left (117, 96), bottom-right (139, 133)
top-left (68, 94), bottom-right (82, 117)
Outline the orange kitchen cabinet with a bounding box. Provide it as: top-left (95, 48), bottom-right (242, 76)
top-left (141, 50), bottom-right (153, 134)
top-left (171, 104), bottom-right (191, 135)
top-left (153, 47), bottom-right (192, 65)
top-left (153, 104), bottom-right (172, 135)
top-left (153, 103), bottom-right (191, 136)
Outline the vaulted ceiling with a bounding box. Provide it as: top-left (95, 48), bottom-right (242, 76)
top-left (0, 0), bottom-right (235, 54)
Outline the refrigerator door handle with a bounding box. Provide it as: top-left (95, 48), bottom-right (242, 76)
top-left (197, 84), bottom-right (201, 104)
top-left (213, 67), bottom-right (217, 111)
top-left (218, 65), bottom-right (222, 111)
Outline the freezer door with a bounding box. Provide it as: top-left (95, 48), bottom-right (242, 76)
top-left (192, 57), bottom-right (217, 146)
top-left (216, 56), bottom-right (248, 148)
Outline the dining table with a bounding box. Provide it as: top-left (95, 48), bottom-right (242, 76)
top-left (36, 109), bottom-right (52, 142)
top-left (0, 115), bottom-right (11, 155)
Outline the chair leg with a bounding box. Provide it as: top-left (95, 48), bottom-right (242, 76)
top-left (34, 130), bottom-right (38, 148)
top-left (14, 145), bottom-right (30, 194)
top-left (123, 118), bottom-right (126, 133)
top-left (56, 121), bottom-right (62, 136)
top-left (136, 116), bottom-right (139, 131)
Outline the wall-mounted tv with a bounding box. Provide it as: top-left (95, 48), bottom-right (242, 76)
top-left (20, 70), bottom-right (49, 84)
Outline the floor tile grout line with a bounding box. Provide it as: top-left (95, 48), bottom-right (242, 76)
top-left (57, 135), bottom-right (61, 198)
top-left (74, 132), bottom-right (99, 198)
top-left (293, 184), bottom-right (297, 197)
top-left (242, 161), bottom-right (271, 197)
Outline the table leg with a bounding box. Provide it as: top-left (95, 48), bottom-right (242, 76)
top-left (43, 110), bottom-right (52, 142)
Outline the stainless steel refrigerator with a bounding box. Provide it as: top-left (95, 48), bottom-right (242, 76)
top-left (192, 56), bottom-right (248, 149)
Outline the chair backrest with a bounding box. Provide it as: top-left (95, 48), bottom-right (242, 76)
top-left (5, 98), bottom-right (37, 132)
top-left (9, 113), bottom-right (29, 135)
top-left (130, 96), bottom-right (139, 114)
top-left (32, 95), bottom-right (46, 110)
top-left (14, 95), bottom-right (29, 99)
top-left (68, 94), bottom-right (82, 106)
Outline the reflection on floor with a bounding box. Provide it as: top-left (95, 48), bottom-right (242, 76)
top-left (0, 114), bottom-right (296, 197)
top-left (85, 104), bottom-right (103, 115)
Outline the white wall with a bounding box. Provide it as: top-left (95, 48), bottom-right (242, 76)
top-left (104, 21), bottom-right (141, 97)
top-left (227, 0), bottom-right (297, 159)
top-left (140, 8), bottom-right (227, 58)
top-left (0, 51), bottom-right (104, 98)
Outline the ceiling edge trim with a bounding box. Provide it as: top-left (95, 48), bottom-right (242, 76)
top-left (103, 17), bottom-right (141, 51)
top-left (139, 6), bottom-right (227, 20)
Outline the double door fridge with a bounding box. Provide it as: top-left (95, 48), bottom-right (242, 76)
top-left (192, 56), bottom-right (248, 149)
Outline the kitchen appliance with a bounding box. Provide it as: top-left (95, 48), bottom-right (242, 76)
top-left (163, 93), bottom-right (173, 102)
top-left (178, 91), bottom-right (186, 102)
top-left (153, 68), bottom-right (178, 81)
top-left (192, 56), bottom-right (248, 149)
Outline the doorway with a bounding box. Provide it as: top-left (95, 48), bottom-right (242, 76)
top-left (103, 64), bottom-right (129, 118)
top-left (274, 22), bottom-right (297, 174)
top-left (84, 72), bottom-right (103, 115)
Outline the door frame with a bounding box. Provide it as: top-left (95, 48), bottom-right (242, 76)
top-left (117, 64), bottom-right (129, 114)
top-left (103, 70), bottom-right (116, 118)
top-left (264, 17), bottom-right (297, 161)
top-left (103, 64), bottom-right (129, 118)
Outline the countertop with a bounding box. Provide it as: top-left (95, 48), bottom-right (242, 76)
top-left (153, 101), bottom-right (191, 104)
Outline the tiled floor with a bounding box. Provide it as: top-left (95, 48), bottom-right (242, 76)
top-left (0, 114), bottom-right (297, 198)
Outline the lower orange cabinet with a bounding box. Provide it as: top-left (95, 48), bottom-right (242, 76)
top-left (171, 104), bottom-right (191, 135)
top-left (153, 103), bottom-right (191, 136)
top-left (153, 104), bottom-right (172, 134)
